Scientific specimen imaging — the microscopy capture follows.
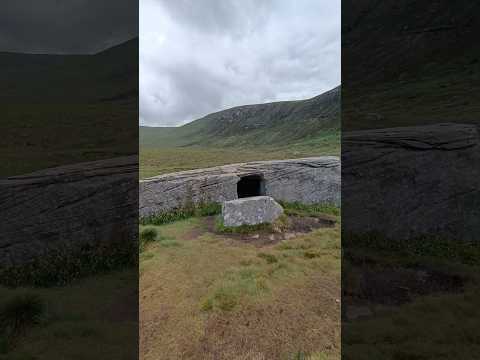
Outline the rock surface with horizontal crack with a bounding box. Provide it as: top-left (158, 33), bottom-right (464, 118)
top-left (0, 156), bottom-right (138, 267)
top-left (342, 123), bottom-right (480, 241)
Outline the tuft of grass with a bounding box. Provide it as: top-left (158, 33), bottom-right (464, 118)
top-left (216, 221), bottom-right (273, 234)
top-left (344, 231), bottom-right (480, 266)
top-left (140, 227), bottom-right (158, 253)
top-left (140, 202), bottom-right (221, 226)
top-left (0, 240), bottom-right (137, 287)
top-left (200, 298), bottom-right (214, 312)
top-left (0, 293), bottom-right (46, 339)
top-left (201, 267), bottom-right (270, 312)
top-left (304, 251), bottom-right (320, 259)
top-left (211, 288), bottom-right (238, 312)
top-left (140, 227), bottom-right (181, 252)
top-left (280, 201), bottom-right (340, 217)
top-left (140, 228), bottom-right (158, 243)
top-left (159, 239), bottom-right (181, 248)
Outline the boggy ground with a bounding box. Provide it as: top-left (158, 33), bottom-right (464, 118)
top-left (140, 211), bottom-right (341, 360)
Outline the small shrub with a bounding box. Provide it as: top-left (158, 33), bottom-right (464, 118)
top-left (0, 294), bottom-right (45, 337)
top-left (257, 253), bottom-right (278, 264)
top-left (140, 227), bottom-right (158, 243)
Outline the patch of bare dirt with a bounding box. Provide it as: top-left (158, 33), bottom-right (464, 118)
top-left (183, 224), bottom-right (209, 241)
top-left (288, 214), bottom-right (336, 232)
top-left (206, 215), bottom-right (336, 246)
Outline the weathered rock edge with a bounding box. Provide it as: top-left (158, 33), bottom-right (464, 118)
top-left (342, 123), bottom-right (480, 241)
top-left (139, 157), bottom-right (341, 218)
top-left (0, 156), bottom-right (138, 267)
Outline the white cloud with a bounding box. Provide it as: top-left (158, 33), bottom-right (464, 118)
top-left (140, 0), bottom-right (340, 126)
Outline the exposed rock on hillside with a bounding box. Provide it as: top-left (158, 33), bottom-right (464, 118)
top-left (140, 157), bottom-right (340, 217)
top-left (0, 156), bottom-right (138, 267)
top-left (140, 86), bottom-right (340, 147)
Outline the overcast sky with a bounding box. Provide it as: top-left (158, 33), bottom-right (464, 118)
top-left (140, 0), bottom-right (340, 127)
top-left (0, 0), bottom-right (137, 54)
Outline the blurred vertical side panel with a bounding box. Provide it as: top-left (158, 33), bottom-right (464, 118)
top-left (342, 1), bottom-right (480, 359)
top-left (0, 1), bottom-right (139, 359)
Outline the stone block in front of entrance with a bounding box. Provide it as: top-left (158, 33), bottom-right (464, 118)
top-left (222, 196), bottom-right (284, 227)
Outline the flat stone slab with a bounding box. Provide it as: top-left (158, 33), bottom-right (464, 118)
top-left (342, 123), bottom-right (480, 241)
top-left (140, 157), bottom-right (340, 217)
top-left (222, 196), bottom-right (284, 227)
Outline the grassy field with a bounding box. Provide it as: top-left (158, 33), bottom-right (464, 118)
top-left (0, 270), bottom-right (137, 360)
top-left (140, 131), bottom-right (339, 179)
top-left (344, 277), bottom-right (480, 359)
top-left (2, 102), bottom-right (137, 177)
top-left (342, 234), bottom-right (480, 359)
top-left (140, 206), bottom-right (341, 359)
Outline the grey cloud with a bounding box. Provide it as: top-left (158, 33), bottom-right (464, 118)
top-left (0, 0), bottom-right (137, 54)
top-left (141, 62), bottom-right (226, 126)
top-left (140, 0), bottom-right (340, 126)
top-left (159, 0), bottom-right (273, 37)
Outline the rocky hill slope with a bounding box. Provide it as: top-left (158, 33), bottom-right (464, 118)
top-left (140, 86), bottom-right (340, 148)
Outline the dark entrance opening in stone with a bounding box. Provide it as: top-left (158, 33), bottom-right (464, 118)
top-left (237, 175), bottom-right (265, 198)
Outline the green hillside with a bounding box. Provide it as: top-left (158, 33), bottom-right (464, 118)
top-left (1, 39), bottom-right (138, 177)
top-left (140, 86), bottom-right (339, 148)
top-left (343, 0), bottom-right (480, 130)
top-left (140, 87), bottom-right (340, 178)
